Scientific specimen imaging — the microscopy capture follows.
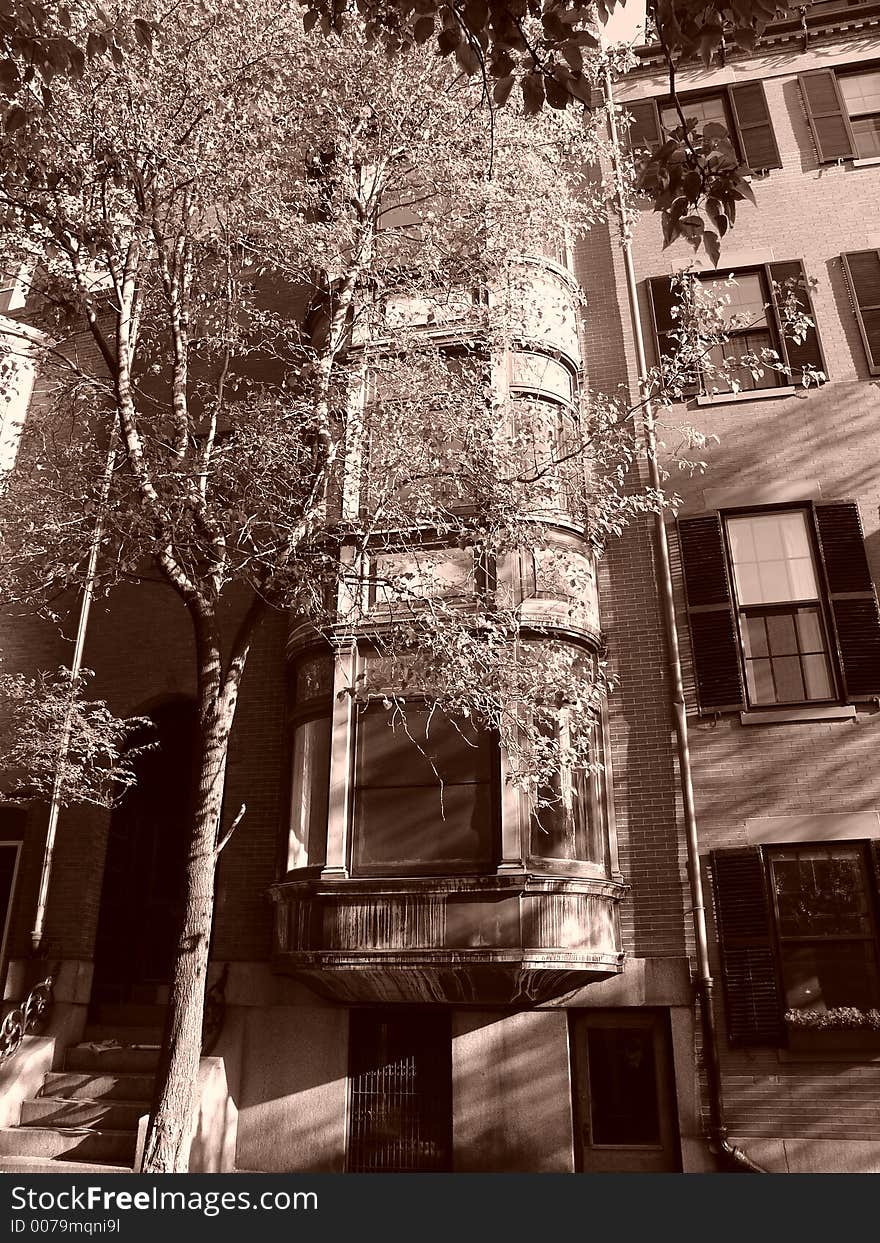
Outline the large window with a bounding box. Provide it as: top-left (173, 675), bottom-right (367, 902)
top-left (626, 82), bottom-right (781, 171)
top-left (678, 501), bottom-right (880, 714)
top-left (352, 701), bottom-right (494, 875)
top-left (725, 510), bottom-right (836, 706)
top-left (712, 841), bottom-right (880, 1046)
top-left (768, 843), bottom-right (880, 1015)
top-left (647, 262), bottom-right (826, 396)
top-left (799, 66), bottom-right (880, 162)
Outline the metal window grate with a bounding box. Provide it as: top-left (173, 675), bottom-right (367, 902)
top-left (347, 1009), bottom-right (452, 1173)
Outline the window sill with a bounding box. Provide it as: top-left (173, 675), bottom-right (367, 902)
top-left (739, 704), bottom-right (857, 726)
top-left (695, 386), bottom-right (796, 406)
top-left (852, 156), bottom-right (880, 168)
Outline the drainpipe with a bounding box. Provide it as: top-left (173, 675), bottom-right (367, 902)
top-left (602, 67), bottom-right (765, 1173)
top-left (30, 436), bottom-right (116, 954)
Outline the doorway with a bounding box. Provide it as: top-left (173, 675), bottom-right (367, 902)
top-left (346, 1008), bottom-right (453, 1172)
top-left (91, 699), bottom-right (198, 1006)
top-left (570, 1009), bottom-right (681, 1172)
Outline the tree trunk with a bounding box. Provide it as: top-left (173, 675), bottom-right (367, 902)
top-left (140, 682), bottom-right (232, 1173)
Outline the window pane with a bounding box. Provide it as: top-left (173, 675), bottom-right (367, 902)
top-left (660, 94), bottom-right (728, 132)
top-left (765, 613), bottom-right (798, 655)
top-left (354, 703), bottom-right (494, 875)
top-left (840, 71), bottom-right (880, 115)
top-left (770, 654), bottom-right (805, 702)
top-left (802, 652), bottom-right (834, 700)
top-left (587, 1027), bottom-right (661, 1145)
top-left (771, 845), bottom-right (873, 937)
top-left (851, 116), bottom-right (880, 159)
top-left (353, 784), bottom-right (494, 872)
top-left (532, 767), bottom-right (605, 866)
top-left (727, 511), bottom-right (818, 605)
top-left (742, 614), bottom-right (769, 658)
top-left (780, 941), bottom-right (880, 1012)
top-left (287, 716), bottom-right (331, 870)
top-left (746, 657), bottom-right (775, 704)
top-left (357, 704), bottom-right (491, 787)
top-left (701, 273), bottom-right (768, 329)
top-left (795, 608), bottom-right (824, 652)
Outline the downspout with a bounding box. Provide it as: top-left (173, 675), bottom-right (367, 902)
top-left (602, 67), bottom-right (765, 1173)
top-left (30, 435), bottom-right (116, 954)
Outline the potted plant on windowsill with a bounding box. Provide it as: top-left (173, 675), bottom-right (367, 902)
top-left (785, 1007), bottom-right (880, 1053)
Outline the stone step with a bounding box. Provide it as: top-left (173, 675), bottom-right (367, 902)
top-left (65, 1045), bottom-right (161, 1074)
top-left (0, 1155), bottom-right (131, 1174)
top-left (0, 1126), bottom-right (137, 1163)
top-left (21, 1098), bottom-right (146, 1131)
top-left (91, 1003), bottom-right (167, 1029)
top-left (82, 1025), bottom-right (163, 1046)
top-left (42, 1071), bottom-right (155, 1102)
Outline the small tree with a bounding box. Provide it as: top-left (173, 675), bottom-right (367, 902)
top-left (0, 0), bottom-right (671, 1170)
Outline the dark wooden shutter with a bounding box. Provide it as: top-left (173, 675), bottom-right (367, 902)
top-left (842, 250), bottom-right (880, 376)
top-left (711, 848), bottom-right (784, 1047)
top-left (798, 69), bottom-right (856, 162)
top-left (625, 99), bottom-right (662, 152)
top-left (677, 515), bottom-right (745, 713)
top-left (728, 81), bottom-right (782, 170)
top-left (768, 260), bottom-right (827, 383)
top-left (646, 277), bottom-right (699, 394)
top-left (815, 501), bottom-right (880, 698)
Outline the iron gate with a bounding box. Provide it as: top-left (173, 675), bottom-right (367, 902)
top-left (347, 1009), bottom-right (452, 1173)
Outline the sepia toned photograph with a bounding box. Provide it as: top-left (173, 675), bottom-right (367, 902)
top-left (0, 0), bottom-right (878, 1192)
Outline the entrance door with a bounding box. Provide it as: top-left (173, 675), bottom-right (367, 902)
top-left (91, 700), bottom-right (198, 1005)
top-left (347, 1009), bottom-right (452, 1172)
top-left (571, 1010), bottom-right (681, 1172)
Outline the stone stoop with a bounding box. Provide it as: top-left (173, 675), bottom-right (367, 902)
top-left (0, 1015), bottom-right (161, 1174)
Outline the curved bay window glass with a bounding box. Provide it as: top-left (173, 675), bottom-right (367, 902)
top-left (352, 702), bottom-right (495, 875)
top-left (530, 715), bottom-right (607, 872)
top-left (286, 655), bottom-right (333, 872)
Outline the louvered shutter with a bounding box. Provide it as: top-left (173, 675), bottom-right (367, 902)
top-left (646, 277), bottom-right (699, 393)
top-left (768, 260), bottom-right (827, 382)
top-left (815, 501), bottom-right (880, 698)
top-left (798, 70), bottom-right (856, 162)
top-left (626, 99), bottom-right (662, 152)
top-left (677, 515), bottom-right (745, 713)
top-left (728, 81), bottom-right (782, 170)
top-left (842, 250), bottom-right (880, 376)
top-left (711, 848), bottom-right (785, 1047)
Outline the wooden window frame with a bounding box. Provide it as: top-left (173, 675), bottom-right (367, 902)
top-left (648, 262), bottom-right (826, 397)
top-left (765, 841), bottom-right (880, 1018)
top-left (721, 504), bottom-right (841, 710)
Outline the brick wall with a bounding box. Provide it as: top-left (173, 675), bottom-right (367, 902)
top-left (607, 23), bottom-right (880, 1143)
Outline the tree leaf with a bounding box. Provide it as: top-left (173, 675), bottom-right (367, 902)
top-left (522, 71), bottom-right (545, 116)
top-left (5, 106), bottom-right (29, 133)
top-left (703, 228), bottom-right (721, 267)
top-left (134, 19), bottom-right (154, 52)
top-left (493, 73), bottom-right (516, 106)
